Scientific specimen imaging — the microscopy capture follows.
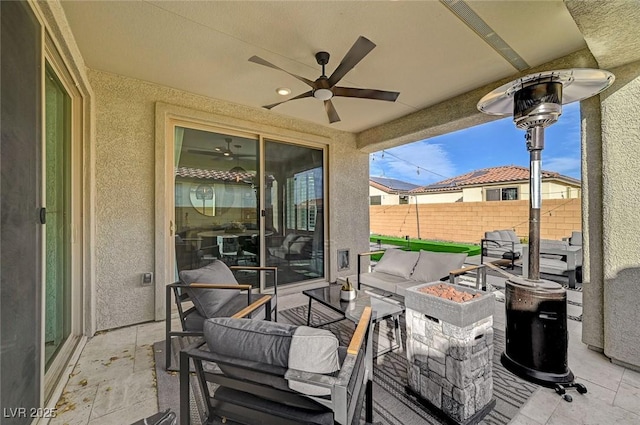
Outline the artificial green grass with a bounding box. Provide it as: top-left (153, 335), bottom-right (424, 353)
top-left (369, 235), bottom-right (481, 257)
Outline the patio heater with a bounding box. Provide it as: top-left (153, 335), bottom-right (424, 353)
top-left (477, 69), bottom-right (614, 389)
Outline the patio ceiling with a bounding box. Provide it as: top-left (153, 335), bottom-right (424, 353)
top-left (60, 1), bottom-right (637, 134)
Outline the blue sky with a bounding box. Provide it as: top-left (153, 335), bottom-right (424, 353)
top-left (370, 102), bottom-right (581, 186)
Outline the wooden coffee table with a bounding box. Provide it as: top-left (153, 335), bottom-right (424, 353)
top-left (303, 285), bottom-right (404, 357)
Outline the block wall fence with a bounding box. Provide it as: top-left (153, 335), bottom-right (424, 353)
top-left (370, 199), bottom-right (581, 244)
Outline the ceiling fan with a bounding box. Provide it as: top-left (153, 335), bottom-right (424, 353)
top-left (249, 36), bottom-right (400, 124)
top-left (188, 138), bottom-right (253, 159)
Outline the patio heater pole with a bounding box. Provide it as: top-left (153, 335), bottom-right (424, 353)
top-left (527, 126), bottom-right (544, 281)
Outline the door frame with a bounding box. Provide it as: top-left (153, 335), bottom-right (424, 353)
top-left (154, 103), bottom-right (330, 320)
top-left (41, 32), bottom-right (86, 401)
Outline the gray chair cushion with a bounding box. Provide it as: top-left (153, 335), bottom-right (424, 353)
top-left (540, 239), bottom-right (569, 260)
top-left (205, 318), bottom-right (296, 368)
top-left (360, 271), bottom-right (412, 294)
top-left (180, 261), bottom-right (240, 317)
top-left (410, 250), bottom-right (467, 283)
top-left (216, 292), bottom-right (267, 319)
top-left (290, 236), bottom-right (312, 254)
top-left (484, 231), bottom-right (502, 247)
top-left (540, 239), bottom-right (569, 250)
top-left (204, 318), bottom-right (340, 396)
top-left (282, 233), bottom-right (299, 248)
top-left (183, 309), bottom-right (206, 331)
top-left (374, 249), bottom-right (419, 279)
top-left (570, 231), bottom-right (582, 246)
top-left (502, 230), bottom-right (520, 244)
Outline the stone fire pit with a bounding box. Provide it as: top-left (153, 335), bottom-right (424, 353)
top-left (405, 282), bottom-right (496, 424)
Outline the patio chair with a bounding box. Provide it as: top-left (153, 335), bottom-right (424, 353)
top-left (179, 307), bottom-right (374, 425)
top-left (165, 260), bottom-right (277, 371)
top-left (481, 229), bottom-right (523, 269)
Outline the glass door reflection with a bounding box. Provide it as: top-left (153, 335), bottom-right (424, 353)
top-left (174, 128), bottom-right (260, 288)
top-left (264, 140), bottom-right (324, 286)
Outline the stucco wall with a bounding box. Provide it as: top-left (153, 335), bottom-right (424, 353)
top-left (463, 187), bottom-right (482, 202)
top-left (416, 191), bottom-right (462, 204)
top-left (89, 69), bottom-right (368, 330)
top-left (370, 198), bottom-right (581, 244)
top-left (598, 60), bottom-right (640, 368)
top-left (369, 186), bottom-right (399, 205)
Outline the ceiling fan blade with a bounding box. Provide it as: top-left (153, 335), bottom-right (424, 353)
top-left (249, 56), bottom-right (315, 88)
top-left (264, 90), bottom-right (313, 109)
top-left (324, 99), bottom-right (341, 123)
top-left (187, 148), bottom-right (221, 156)
top-left (333, 87), bottom-right (400, 102)
top-left (327, 36), bottom-right (376, 88)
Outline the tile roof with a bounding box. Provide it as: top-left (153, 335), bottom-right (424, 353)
top-left (409, 165), bottom-right (581, 193)
top-left (176, 166), bottom-right (255, 183)
top-left (369, 176), bottom-right (421, 193)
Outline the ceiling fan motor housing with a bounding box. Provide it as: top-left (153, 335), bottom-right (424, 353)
top-left (315, 51), bottom-right (330, 66)
top-left (513, 81), bottom-right (563, 129)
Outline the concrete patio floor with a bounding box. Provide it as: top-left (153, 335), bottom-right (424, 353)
top-left (48, 284), bottom-right (640, 425)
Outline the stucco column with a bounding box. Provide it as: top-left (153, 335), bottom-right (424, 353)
top-left (593, 60), bottom-right (640, 369)
top-left (581, 96), bottom-right (605, 351)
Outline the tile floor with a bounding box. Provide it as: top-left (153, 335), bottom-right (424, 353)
top-left (48, 287), bottom-right (640, 425)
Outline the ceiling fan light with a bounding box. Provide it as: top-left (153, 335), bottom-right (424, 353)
top-left (313, 88), bottom-right (333, 101)
top-left (223, 151), bottom-right (231, 157)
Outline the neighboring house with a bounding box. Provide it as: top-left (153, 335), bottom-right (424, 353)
top-left (369, 177), bottom-right (420, 205)
top-left (409, 165), bottom-right (581, 204)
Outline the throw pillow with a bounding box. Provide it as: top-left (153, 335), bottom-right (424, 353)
top-left (288, 326), bottom-right (341, 396)
top-left (410, 250), bottom-right (467, 282)
top-left (180, 260), bottom-right (240, 318)
top-left (497, 230), bottom-right (516, 247)
top-left (373, 249), bottom-right (420, 278)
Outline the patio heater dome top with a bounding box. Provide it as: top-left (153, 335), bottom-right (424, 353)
top-left (477, 68), bottom-right (614, 117)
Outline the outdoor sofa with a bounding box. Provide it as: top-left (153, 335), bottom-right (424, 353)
top-left (356, 248), bottom-right (487, 297)
top-left (522, 239), bottom-right (582, 288)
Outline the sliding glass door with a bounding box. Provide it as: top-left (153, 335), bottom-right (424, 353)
top-left (44, 64), bottom-right (72, 369)
top-left (264, 140), bottom-right (324, 285)
top-left (174, 128), bottom-right (260, 287)
top-left (172, 127), bottom-right (325, 288)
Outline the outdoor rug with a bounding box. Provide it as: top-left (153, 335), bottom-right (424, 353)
top-left (155, 304), bottom-right (539, 425)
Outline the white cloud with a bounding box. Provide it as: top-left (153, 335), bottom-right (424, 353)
top-left (370, 141), bottom-right (456, 185)
top-left (543, 156), bottom-right (581, 178)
